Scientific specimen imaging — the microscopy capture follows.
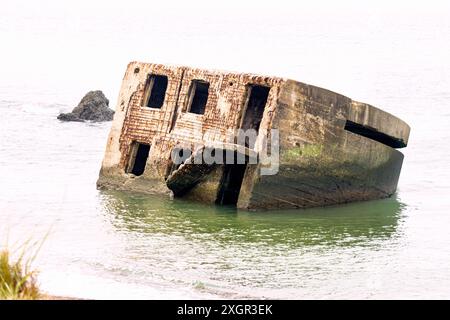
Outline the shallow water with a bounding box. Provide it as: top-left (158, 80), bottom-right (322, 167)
top-left (1, 1), bottom-right (450, 299)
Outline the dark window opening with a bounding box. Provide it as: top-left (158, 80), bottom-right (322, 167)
top-left (216, 153), bottom-right (248, 206)
top-left (344, 120), bottom-right (406, 148)
top-left (239, 85), bottom-right (270, 148)
top-left (127, 143), bottom-right (151, 176)
top-left (187, 80), bottom-right (209, 115)
top-left (145, 75), bottom-right (168, 109)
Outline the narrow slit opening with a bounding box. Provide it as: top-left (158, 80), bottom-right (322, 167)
top-left (344, 120), bottom-right (406, 148)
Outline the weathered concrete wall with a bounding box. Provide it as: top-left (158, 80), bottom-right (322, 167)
top-left (242, 80), bottom-right (408, 209)
top-left (98, 61), bottom-right (410, 210)
top-left (97, 62), bottom-right (283, 198)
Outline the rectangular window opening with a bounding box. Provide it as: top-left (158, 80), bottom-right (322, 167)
top-left (127, 143), bottom-right (151, 176)
top-left (216, 152), bottom-right (248, 206)
top-left (187, 80), bottom-right (209, 115)
top-left (238, 85), bottom-right (270, 148)
top-left (344, 120), bottom-right (406, 148)
top-left (144, 74), bottom-right (168, 109)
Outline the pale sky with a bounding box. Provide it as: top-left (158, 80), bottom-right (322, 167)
top-left (1, 0), bottom-right (449, 107)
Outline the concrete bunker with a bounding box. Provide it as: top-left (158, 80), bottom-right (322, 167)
top-left (97, 62), bottom-right (411, 210)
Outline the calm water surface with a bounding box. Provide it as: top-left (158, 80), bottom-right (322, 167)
top-left (1, 2), bottom-right (450, 299)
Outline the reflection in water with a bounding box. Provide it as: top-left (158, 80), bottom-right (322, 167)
top-left (99, 190), bottom-right (406, 298)
top-left (101, 190), bottom-right (405, 248)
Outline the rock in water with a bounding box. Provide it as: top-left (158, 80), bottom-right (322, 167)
top-left (57, 90), bottom-right (114, 122)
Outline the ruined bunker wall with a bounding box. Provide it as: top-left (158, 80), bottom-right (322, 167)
top-left (98, 61), bottom-right (284, 198)
top-left (172, 72), bottom-right (284, 205)
top-left (98, 62), bottom-right (409, 210)
top-left (97, 62), bottom-right (183, 193)
top-left (245, 80), bottom-right (406, 210)
top-left (97, 62), bottom-right (150, 190)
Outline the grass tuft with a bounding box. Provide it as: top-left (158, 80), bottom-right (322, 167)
top-left (0, 236), bottom-right (47, 300)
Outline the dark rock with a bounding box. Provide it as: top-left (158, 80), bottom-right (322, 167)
top-left (56, 113), bottom-right (84, 122)
top-left (57, 90), bottom-right (114, 122)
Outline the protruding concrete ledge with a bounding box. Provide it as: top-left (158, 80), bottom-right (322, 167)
top-left (348, 101), bottom-right (410, 148)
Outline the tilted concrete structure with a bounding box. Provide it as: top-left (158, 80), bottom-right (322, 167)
top-left (97, 61), bottom-right (410, 210)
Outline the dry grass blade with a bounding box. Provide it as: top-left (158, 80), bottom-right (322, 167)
top-left (0, 232), bottom-right (49, 300)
